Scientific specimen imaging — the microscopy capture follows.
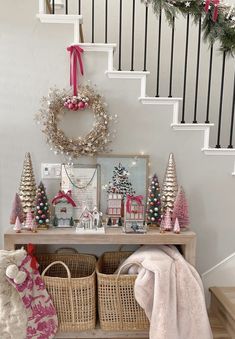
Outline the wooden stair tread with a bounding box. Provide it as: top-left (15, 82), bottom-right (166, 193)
top-left (210, 287), bottom-right (235, 321)
top-left (209, 313), bottom-right (231, 338)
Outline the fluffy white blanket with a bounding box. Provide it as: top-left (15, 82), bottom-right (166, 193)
top-left (118, 245), bottom-right (213, 339)
top-left (0, 248), bottom-right (27, 339)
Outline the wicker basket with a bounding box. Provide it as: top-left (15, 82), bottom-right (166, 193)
top-left (96, 251), bottom-right (149, 331)
top-left (38, 252), bottom-right (96, 332)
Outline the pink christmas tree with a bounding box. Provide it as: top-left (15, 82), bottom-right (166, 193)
top-left (13, 216), bottom-right (22, 233)
top-left (163, 209), bottom-right (172, 231)
top-left (173, 218), bottom-right (180, 234)
top-left (25, 210), bottom-right (34, 230)
top-left (10, 193), bottom-right (24, 224)
top-left (172, 186), bottom-right (189, 228)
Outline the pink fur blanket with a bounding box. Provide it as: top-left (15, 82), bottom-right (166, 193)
top-left (118, 245), bottom-right (213, 339)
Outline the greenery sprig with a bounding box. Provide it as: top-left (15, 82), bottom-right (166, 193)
top-left (143, 0), bottom-right (235, 55)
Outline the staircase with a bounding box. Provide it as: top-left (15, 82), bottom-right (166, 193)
top-left (210, 287), bottom-right (235, 339)
top-left (37, 0), bottom-right (235, 174)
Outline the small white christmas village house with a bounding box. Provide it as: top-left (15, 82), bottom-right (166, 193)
top-left (76, 206), bottom-right (104, 233)
top-left (124, 195), bottom-right (145, 233)
top-left (107, 193), bottom-right (123, 226)
top-left (52, 190), bottom-right (76, 227)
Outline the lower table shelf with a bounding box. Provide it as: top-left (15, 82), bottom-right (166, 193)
top-left (55, 324), bottom-right (148, 338)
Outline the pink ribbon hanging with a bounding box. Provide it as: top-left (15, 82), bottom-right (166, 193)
top-left (126, 194), bottom-right (144, 214)
top-left (67, 45), bottom-right (84, 96)
top-left (205, 0), bottom-right (220, 22)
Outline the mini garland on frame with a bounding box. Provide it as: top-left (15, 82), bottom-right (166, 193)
top-left (36, 85), bottom-right (115, 158)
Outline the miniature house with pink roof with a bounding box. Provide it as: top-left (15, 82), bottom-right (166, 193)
top-left (52, 190), bottom-right (76, 227)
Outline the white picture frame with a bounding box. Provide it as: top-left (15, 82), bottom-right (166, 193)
top-left (61, 164), bottom-right (101, 220)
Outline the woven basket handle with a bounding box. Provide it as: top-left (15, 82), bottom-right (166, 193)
top-left (41, 261), bottom-right (71, 279)
top-left (55, 247), bottom-right (78, 254)
top-left (116, 261), bottom-right (143, 278)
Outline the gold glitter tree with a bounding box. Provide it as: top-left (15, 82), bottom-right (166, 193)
top-left (161, 153), bottom-right (178, 213)
top-left (19, 152), bottom-right (37, 216)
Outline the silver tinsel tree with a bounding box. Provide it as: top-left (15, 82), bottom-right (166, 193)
top-left (161, 153), bottom-right (178, 213)
top-left (19, 152), bottom-right (37, 216)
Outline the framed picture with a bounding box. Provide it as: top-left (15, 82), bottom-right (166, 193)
top-left (96, 154), bottom-right (149, 218)
top-left (61, 164), bottom-right (100, 220)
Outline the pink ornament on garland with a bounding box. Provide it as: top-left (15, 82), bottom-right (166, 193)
top-left (173, 218), bottom-right (180, 234)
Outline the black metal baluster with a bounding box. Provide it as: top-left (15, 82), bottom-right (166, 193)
top-left (216, 51), bottom-right (227, 148)
top-left (118, 0), bottom-right (123, 71)
top-left (92, 0), bottom-right (95, 43)
top-left (65, 0), bottom-right (68, 14)
top-left (228, 72), bottom-right (235, 148)
top-left (169, 17), bottom-right (175, 98)
top-left (143, 4), bottom-right (149, 72)
top-left (78, 0), bottom-right (81, 14)
top-left (155, 7), bottom-right (162, 97)
top-left (181, 14), bottom-right (190, 124)
top-left (105, 0), bottom-right (108, 43)
top-left (130, 0), bottom-right (136, 71)
top-left (205, 44), bottom-right (214, 123)
top-left (52, 0), bottom-right (55, 14)
top-left (193, 17), bottom-right (201, 124)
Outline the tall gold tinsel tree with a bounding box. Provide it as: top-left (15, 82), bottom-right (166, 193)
top-left (19, 152), bottom-right (37, 216)
top-left (161, 153), bottom-right (178, 214)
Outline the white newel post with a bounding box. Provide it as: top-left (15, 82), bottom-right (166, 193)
top-left (39, 0), bottom-right (45, 14)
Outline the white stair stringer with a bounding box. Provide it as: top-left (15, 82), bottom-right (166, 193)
top-left (37, 14), bottom-right (83, 43)
top-left (171, 123), bottom-right (214, 150)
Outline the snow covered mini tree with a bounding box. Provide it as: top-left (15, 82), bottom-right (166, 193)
top-left (107, 163), bottom-right (135, 197)
top-left (25, 210), bottom-right (34, 230)
top-left (146, 174), bottom-right (161, 226)
top-left (10, 193), bottom-right (24, 224)
top-left (163, 209), bottom-right (172, 231)
top-left (173, 218), bottom-right (180, 234)
top-left (172, 186), bottom-right (189, 228)
top-left (35, 182), bottom-right (50, 229)
top-left (13, 216), bottom-right (22, 233)
top-left (19, 152), bottom-right (37, 216)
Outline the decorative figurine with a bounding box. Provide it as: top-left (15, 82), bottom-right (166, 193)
top-left (52, 190), bottom-right (76, 227)
top-left (76, 205), bottom-right (104, 233)
top-left (124, 194), bottom-right (146, 233)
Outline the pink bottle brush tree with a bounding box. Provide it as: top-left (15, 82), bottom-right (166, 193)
top-left (172, 186), bottom-right (189, 228)
top-left (10, 193), bottom-right (24, 224)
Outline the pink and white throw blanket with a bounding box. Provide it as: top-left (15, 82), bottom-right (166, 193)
top-left (118, 245), bottom-right (213, 339)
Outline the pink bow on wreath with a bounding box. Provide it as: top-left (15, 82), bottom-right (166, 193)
top-left (67, 45), bottom-right (84, 96)
top-left (126, 194), bottom-right (143, 214)
top-left (205, 0), bottom-right (220, 22)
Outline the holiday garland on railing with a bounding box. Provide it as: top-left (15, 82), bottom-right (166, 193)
top-left (143, 0), bottom-right (235, 54)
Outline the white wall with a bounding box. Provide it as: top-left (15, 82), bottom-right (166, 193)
top-left (0, 1), bottom-right (235, 277)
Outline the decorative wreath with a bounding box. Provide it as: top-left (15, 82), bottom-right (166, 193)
top-left (144, 0), bottom-right (235, 55)
top-left (36, 85), bottom-right (114, 158)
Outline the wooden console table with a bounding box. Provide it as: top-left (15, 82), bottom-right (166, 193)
top-left (4, 227), bottom-right (196, 338)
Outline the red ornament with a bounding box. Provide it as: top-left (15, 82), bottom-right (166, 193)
top-left (38, 210), bottom-right (43, 214)
top-left (78, 101), bottom-right (85, 110)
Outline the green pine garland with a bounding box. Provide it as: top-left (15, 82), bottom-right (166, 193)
top-left (143, 0), bottom-right (235, 55)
